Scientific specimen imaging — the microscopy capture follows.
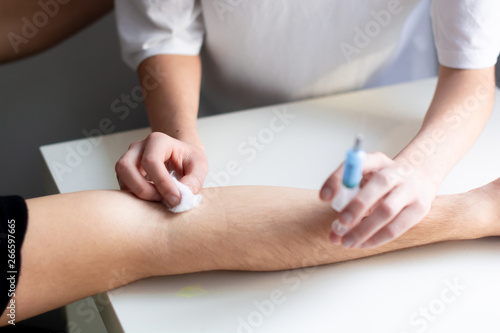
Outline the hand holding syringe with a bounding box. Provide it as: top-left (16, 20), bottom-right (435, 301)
top-left (320, 134), bottom-right (436, 249)
top-left (331, 135), bottom-right (366, 212)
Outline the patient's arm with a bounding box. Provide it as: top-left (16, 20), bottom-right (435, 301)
top-left (0, 0), bottom-right (113, 64)
top-left (3, 183), bottom-right (499, 325)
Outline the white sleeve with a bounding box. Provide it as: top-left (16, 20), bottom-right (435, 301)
top-left (431, 0), bottom-right (500, 69)
top-left (115, 0), bottom-right (205, 70)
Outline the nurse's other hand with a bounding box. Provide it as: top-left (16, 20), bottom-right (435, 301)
top-left (115, 132), bottom-right (209, 207)
top-left (320, 152), bottom-right (438, 249)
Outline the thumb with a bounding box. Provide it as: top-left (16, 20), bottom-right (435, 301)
top-left (179, 158), bottom-right (209, 194)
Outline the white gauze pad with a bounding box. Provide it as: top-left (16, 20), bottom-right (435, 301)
top-left (166, 172), bottom-right (202, 213)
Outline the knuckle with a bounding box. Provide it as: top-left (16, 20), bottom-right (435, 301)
top-left (384, 224), bottom-right (402, 239)
top-left (347, 229), bottom-right (362, 242)
top-left (141, 154), bottom-right (158, 168)
top-left (148, 132), bottom-right (162, 140)
top-left (147, 132), bottom-right (167, 142)
top-left (378, 201), bottom-right (397, 218)
top-left (115, 159), bottom-right (129, 175)
top-left (135, 186), bottom-right (150, 199)
top-left (372, 151), bottom-right (389, 162)
top-left (386, 219), bottom-right (413, 239)
top-left (128, 141), bottom-right (141, 149)
top-left (201, 158), bottom-right (210, 169)
top-left (350, 197), bottom-right (367, 211)
top-left (375, 171), bottom-right (394, 188)
top-left (416, 199), bottom-right (431, 212)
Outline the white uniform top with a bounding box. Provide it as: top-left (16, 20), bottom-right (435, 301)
top-left (115, 0), bottom-right (500, 114)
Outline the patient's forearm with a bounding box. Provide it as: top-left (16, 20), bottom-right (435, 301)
top-left (152, 186), bottom-right (492, 275)
top-left (4, 185), bottom-right (497, 324)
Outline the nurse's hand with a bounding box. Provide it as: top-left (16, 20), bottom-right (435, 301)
top-left (115, 132), bottom-right (209, 207)
top-left (319, 152), bottom-right (438, 249)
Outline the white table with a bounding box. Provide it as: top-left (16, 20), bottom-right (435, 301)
top-left (41, 78), bottom-right (500, 333)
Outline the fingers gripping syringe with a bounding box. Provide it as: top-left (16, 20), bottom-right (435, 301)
top-left (331, 135), bottom-right (366, 212)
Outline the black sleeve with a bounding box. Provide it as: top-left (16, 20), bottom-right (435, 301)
top-left (0, 196), bottom-right (28, 315)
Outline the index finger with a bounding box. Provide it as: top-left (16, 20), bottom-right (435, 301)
top-left (115, 142), bottom-right (163, 201)
top-left (320, 152), bottom-right (394, 202)
top-left (337, 169), bottom-right (399, 229)
top-left (319, 163), bottom-right (344, 201)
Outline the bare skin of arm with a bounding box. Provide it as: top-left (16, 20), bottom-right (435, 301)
top-left (2, 179), bottom-right (500, 325)
top-left (138, 54), bottom-right (203, 147)
top-left (398, 66), bottom-right (495, 184)
top-left (0, 0), bottom-right (113, 64)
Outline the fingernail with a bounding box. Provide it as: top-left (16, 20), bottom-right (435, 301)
top-left (339, 211), bottom-right (353, 225)
top-left (320, 187), bottom-right (332, 201)
top-left (331, 219), bottom-right (349, 236)
top-left (166, 194), bottom-right (180, 207)
top-left (342, 236), bottom-right (354, 248)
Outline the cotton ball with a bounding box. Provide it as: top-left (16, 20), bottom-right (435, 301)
top-left (166, 172), bottom-right (202, 213)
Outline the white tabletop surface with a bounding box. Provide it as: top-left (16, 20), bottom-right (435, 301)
top-left (41, 78), bottom-right (500, 333)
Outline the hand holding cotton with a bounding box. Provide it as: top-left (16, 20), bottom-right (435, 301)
top-left (165, 172), bottom-right (202, 213)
